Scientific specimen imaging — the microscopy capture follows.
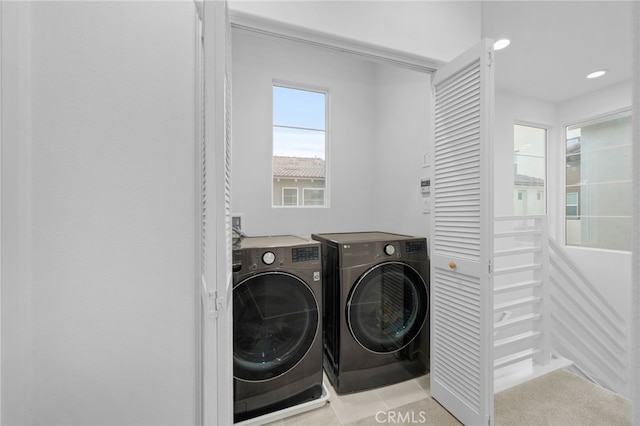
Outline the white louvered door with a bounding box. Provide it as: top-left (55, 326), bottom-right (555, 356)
top-left (200, 1), bottom-right (233, 425)
top-left (430, 39), bottom-right (495, 426)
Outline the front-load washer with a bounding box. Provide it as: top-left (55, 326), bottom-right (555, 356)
top-left (232, 235), bottom-right (323, 423)
top-left (311, 231), bottom-right (429, 394)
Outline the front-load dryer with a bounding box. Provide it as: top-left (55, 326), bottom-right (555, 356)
top-left (232, 235), bottom-right (323, 423)
top-left (311, 231), bottom-right (429, 394)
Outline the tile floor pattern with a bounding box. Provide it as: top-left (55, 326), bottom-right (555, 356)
top-left (265, 373), bottom-right (433, 426)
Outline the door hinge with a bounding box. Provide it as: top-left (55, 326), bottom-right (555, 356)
top-left (202, 276), bottom-right (226, 319)
top-left (206, 290), bottom-right (226, 319)
top-left (207, 290), bottom-right (218, 319)
top-left (488, 260), bottom-right (493, 274)
top-left (487, 50), bottom-right (494, 68)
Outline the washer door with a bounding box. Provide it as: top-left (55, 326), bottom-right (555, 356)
top-left (233, 271), bottom-right (319, 382)
top-left (347, 261), bottom-right (428, 354)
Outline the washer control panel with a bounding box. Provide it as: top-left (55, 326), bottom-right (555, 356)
top-left (233, 242), bottom-right (321, 272)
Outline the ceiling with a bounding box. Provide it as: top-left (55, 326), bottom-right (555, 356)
top-left (482, 1), bottom-right (633, 104)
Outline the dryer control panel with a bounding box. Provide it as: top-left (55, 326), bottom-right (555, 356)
top-left (338, 238), bottom-right (427, 264)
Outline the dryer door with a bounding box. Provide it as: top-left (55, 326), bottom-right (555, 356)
top-left (347, 262), bottom-right (428, 354)
top-left (233, 271), bottom-right (319, 382)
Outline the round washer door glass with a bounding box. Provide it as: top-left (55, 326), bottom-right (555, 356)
top-left (233, 272), bottom-right (319, 382)
top-left (347, 262), bottom-right (428, 353)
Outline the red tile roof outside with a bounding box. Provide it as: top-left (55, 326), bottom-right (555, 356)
top-left (273, 156), bottom-right (326, 179)
top-left (515, 173), bottom-right (544, 187)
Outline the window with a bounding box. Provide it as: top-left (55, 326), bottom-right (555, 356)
top-left (272, 85), bottom-right (327, 207)
top-left (566, 192), bottom-right (579, 217)
top-left (565, 110), bottom-right (632, 251)
top-left (513, 124), bottom-right (546, 215)
top-left (282, 188), bottom-right (298, 206)
top-left (303, 188), bottom-right (324, 206)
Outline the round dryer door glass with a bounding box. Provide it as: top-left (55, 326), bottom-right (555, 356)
top-left (233, 271), bottom-right (319, 382)
top-left (347, 262), bottom-right (428, 354)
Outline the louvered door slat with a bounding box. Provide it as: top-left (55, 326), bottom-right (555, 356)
top-left (430, 39), bottom-right (495, 426)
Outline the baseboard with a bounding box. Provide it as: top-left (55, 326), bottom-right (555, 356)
top-left (494, 356), bottom-right (573, 393)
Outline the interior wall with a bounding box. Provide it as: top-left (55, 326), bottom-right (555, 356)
top-left (373, 65), bottom-right (432, 240)
top-left (231, 29), bottom-right (433, 239)
top-left (228, 0), bottom-right (481, 64)
top-left (2, 2), bottom-right (198, 424)
top-left (231, 29), bottom-right (380, 237)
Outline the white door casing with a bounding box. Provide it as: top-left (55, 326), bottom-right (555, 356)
top-left (430, 39), bottom-right (495, 426)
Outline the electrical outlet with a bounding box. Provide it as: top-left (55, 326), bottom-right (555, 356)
top-left (232, 215), bottom-right (242, 231)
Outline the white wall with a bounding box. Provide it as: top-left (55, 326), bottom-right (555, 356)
top-left (228, 0), bottom-right (481, 64)
top-left (2, 2), bottom-right (198, 424)
top-left (231, 29), bottom-right (432, 239)
top-left (373, 65), bottom-right (432, 239)
top-left (231, 28), bottom-right (379, 236)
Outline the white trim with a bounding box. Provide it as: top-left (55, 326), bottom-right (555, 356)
top-left (194, 10), bottom-right (204, 426)
top-left (229, 10), bottom-right (441, 74)
top-left (632, 3), bottom-right (640, 424)
top-left (1, 3), bottom-right (33, 423)
top-left (0, 2), bottom-right (3, 419)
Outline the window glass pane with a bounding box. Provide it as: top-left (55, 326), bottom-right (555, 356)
top-left (282, 188), bottom-right (298, 206)
top-left (514, 124), bottom-right (546, 215)
top-left (514, 124), bottom-right (546, 156)
top-left (273, 85), bottom-right (327, 207)
top-left (273, 86), bottom-right (325, 130)
top-left (273, 127), bottom-right (325, 159)
top-left (564, 110), bottom-right (632, 251)
top-left (303, 188), bottom-right (324, 206)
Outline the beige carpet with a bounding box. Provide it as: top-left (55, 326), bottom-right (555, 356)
top-left (494, 369), bottom-right (630, 426)
top-left (347, 369), bottom-right (631, 425)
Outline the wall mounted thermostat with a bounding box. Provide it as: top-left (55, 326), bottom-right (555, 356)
top-left (420, 178), bottom-right (431, 195)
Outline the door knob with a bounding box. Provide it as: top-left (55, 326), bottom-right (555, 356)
top-left (449, 261), bottom-right (457, 269)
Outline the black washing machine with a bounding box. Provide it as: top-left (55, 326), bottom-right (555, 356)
top-left (311, 231), bottom-right (430, 394)
top-left (233, 235), bottom-right (323, 423)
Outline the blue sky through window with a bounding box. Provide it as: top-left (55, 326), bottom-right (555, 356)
top-left (273, 86), bottom-right (326, 159)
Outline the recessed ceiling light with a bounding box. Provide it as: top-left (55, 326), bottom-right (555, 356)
top-left (587, 69), bottom-right (607, 79)
top-left (493, 39), bottom-right (511, 51)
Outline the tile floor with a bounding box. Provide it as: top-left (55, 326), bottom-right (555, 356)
top-left (265, 372), bottom-right (432, 425)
